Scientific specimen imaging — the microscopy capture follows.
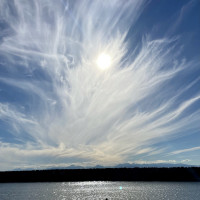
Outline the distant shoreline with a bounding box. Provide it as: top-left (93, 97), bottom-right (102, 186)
top-left (0, 167), bottom-right (200, 182)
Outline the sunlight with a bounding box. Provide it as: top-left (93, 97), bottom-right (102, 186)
top-left (96, 53), bottom-right (112, 70)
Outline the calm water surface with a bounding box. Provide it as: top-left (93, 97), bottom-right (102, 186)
top-left (0, 182), bottom-right (200, 200)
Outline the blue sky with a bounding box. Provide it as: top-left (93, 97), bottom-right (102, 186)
top-left (0, 0), bottom-right (200, 170)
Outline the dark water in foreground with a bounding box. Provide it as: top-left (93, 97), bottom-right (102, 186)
top-left (0, 181), bottom-right (200, 200)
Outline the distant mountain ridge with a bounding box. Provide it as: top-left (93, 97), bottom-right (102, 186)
top-left (12, 163), bottom-right (198, 171)
top-left (114, 163), bottom-right (192, 168)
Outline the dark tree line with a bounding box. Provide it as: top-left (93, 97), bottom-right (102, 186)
top-left (0, 167), bottom-right (200, 182)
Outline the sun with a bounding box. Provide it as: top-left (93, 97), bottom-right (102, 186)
top-left (96, 53), bottom-right (112, 70)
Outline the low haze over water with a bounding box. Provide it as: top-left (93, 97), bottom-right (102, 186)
top-left (0, 181), bottom-right (200, 200)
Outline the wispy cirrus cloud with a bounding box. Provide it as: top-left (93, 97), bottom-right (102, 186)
top-left (0, 0), bottom-right (199, 170)
top-left (171, 146), bottom-right (200, 155)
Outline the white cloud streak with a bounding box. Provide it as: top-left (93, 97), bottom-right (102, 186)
top-left (0, 0), bottom-right (199, 170)
top-left (171, 147), bottom-right (200, 155)
top-left (132, 160), bottom-right (177, 164)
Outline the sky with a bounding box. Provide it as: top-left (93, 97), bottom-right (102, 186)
top-left (0, 0), bottom-right (199, 171)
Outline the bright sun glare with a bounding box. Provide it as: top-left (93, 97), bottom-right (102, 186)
top-left (96, 53), bottom-right (112, 70)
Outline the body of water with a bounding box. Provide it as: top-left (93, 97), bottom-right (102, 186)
top-left (0, 181), bottom-right (200, 200)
